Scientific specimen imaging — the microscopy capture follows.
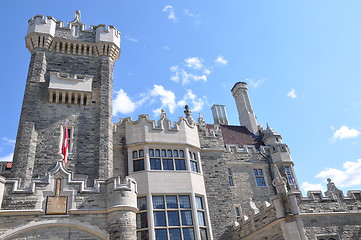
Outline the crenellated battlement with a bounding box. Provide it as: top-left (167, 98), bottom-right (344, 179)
top-left (26, 11), bottom-right (120, 60)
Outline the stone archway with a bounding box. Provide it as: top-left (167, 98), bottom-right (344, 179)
top-left (0, 219), bottom-right (108, 240)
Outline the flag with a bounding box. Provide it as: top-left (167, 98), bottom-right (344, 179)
top-left (62, 122), bottom-right (69, 164)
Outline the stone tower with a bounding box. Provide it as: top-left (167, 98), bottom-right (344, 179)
top-left (231, 82), bottom-right (259, 135)
top-left (12, 11), bottom-right (120, 184)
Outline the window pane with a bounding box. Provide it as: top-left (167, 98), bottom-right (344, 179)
top-left (235, 207), bottom-right (240, 216)
top-left (161, 149), bottom-right (167, 157)
top-left (197, 212), bottom-right (206, 226)
top-left (182, 228), bottom-right (195, 240)
top-left (133, 151), bottom-right (138, 159)
top-left (181, 210), bottom-right (193, 226)
top-left (173, 150), bottom-right (179, 157)
top-left (167, 211), bottom-right (180, 226)
top-left (253, 169), bottom-right (259, 176)
top-left (179, 195), bottom-right (191, 208)
top-left (163, 159), bottom-right (174, 170)
top-left (137, 230), bottom-right (148, 240)
top-left (150, 158), bottom-right (161, 170)
top-left (175, 159), bottom-right (186, 170)
top-left (193, 153), bottom-right (197, 160)
top-left (228, 176), bottom-right (234, 186)
top-left (256, 177), bottom-right (266, 186)
top-left (139, 149), bottom-right (144, 158)
top-left (136, 212), bottom-right (148, 228)
top-left (155, 229), bottom-right (167, 240)
top-left (190, 161), bottom-right (198, 172)
top-left (138, 197), bottom-right (147, 210)
top-left (167, 149), bottom-right (173, 157)
top-left (195, 197), bottom-right (203, 209)
top-left (179, 150), bottom-right (184, 158)
top-left (149, 149), bottom-right (154, 157)
top-left (284, 166), bottom-right (290, 173)
top-left (189, 151), bottom-right (192, 159)
top-left (166, 195), bottom-right (178, 208)
top-left (258, 169), bottom-right (263, 175)
top-left (134, 159), bottom-right (144, 172)
top-left (200, 228), bottom-right (208, 240)
top-left (154, 211), bottom-right (166, 226)
top-left (169, 228), bottom-right (181, 240)
top-left (153, 196), bottom-right (165, 209)
top-left (155, 149), bottom-right (160, 157)
top-left (227, 168), bottom-right (232, 175)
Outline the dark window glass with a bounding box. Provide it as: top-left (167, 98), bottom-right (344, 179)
top-left (228, 176), bottom-right (234, 186)
top-left (168, 211), bottom-right (180, 226)
top-left (133, 151), bottom-right (138, 159)
top-left (136, 212), bottom-right (148, 228)
top-left (253, 169), bottom-right (259, 176)
top-left (258, 169), bottom-right (263, 175)
top-left (200, 228), bottom-right (208, 240)
top-left (155, 149), bottom-right (160, 157)
top-left (179, 196), bottom-right (191, 208)
top-left (161, 149), bottom-right (167, 157)
top-left (167, 149), bottom-right (173, 157)
top-left (183, 228), bottom-right (195, 240)
top-left (139, 149), bottom-right (144, 158)
top-left (134, 159), bottom-right (145, 172)
top-left (189, 151), bottom-right (192, 159)
top-left (153, 196), bottom-right (165, 209)
top-left (193, 153), bottom-right (197, 160)
top-left (179, 150), bottom-right (184, 158)
top-left (169, 228), bottom-right (181, 240)
top-left (163, 159), bottom-right (174, 170)
top-left (138, 197), bottom-right (147, 210)
top-left (137, 230), bottom-right (148, 240)
top-left (150, 158), bottom-right (161, 170)
top-left (166, 195), bottom-right (178, 208)
top-left (175, 159), bottom-right (186, 170)
top-left (235, 207), bottom-right (240, 217)
top-left (190, 161), bottom-right (198, 172)
top-left (154, 211), bottom-right (166, 226)
top-left (227, 168), bottom-right (232, 175)
top-left (173, 150), bottom-right (179, 157)
top-left (149, 149), bottom-right (154, 157)
top-left (195, 197), bottom-right (203, 209)
top-left (181, 210), bottom-right (193, 226)
top-left (256, 177), bottom-right (266, 186)
top-left (155, 229), bottom-right (167, 240)
top-left (197, 211), bottom-right (206, 226)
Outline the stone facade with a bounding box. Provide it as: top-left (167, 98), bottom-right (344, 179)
top-left (1, 11), bottom-right (361, 240)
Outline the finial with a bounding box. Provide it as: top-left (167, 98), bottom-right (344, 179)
top-left (184, 105), bottom-right (191, 117)
top-left (197, 113), bottom-right (206, 125)
top-left (72, 10), bottom-right (82, 24)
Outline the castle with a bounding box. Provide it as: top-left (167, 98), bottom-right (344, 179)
top-left (0, 11), bottom-right (360, 240)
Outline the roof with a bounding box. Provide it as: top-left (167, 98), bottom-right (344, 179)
top-left (220, 125), bottom-right (264, 149)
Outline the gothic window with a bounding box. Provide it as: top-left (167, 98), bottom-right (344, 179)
top-left (133, 149), bottom-right (145, 172)
top-left (152, 195), bottom-right (202, 240)
top-left (253, 169), bottom-right (266, 187)
top-left (284, 166), bottom-right (297, 187)
top-left (189, 151), bottom-right (199, 172)
top-left (227, 168), bottom-right (234, 186)
top-left (149, 149), bottom-right (186, 171)
top-left (137, 196), bottom-right (148, 239)
top-left (235, 206), bottom-right (241, 221)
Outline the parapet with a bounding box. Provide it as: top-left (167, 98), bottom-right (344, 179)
top-left (26, 11), bottom-right (121, 60)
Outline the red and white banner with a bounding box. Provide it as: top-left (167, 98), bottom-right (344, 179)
top-left (62, 122), bottom-right (69, 164)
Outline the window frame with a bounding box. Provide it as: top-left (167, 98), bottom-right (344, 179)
top-left (253, 168), bottom-right (267, 187)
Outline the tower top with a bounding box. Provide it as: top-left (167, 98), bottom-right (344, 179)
top-left (26, 11), bottom-right (121, 60)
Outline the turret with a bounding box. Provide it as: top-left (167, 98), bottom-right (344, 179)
top-left (231, 82), bottom-right (259, 135)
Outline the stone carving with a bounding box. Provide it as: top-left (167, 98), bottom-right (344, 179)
top-left (45, 178), bottom-right (68, 215)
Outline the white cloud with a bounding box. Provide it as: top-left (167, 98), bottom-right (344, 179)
top-left (113, 89), bottom-right (137, 116)
top-left (287, 89), bottom-right (297, 98)
top-left (178, 89), bottom-right (207, 112)
top-left (162, 5), bottom-right (177, 22)
top-left (246, 78), bottom-right (266, 88)
top-left (183, 9), bottom-right (201, 25)
top-left (1, 137), bottom-right (15, 145)
top-left (331, 125), bottom-right (360, 142)
top-left (315, 159), bottom-right (361, 188)
top-left (163, 46), bottom-right (170, 51)
top-left (0, 153), bottom-right (13, 162)
top-left (301, 182), bottom-right (325, 193)
top-left (124, 35), bottom-right (138, 43)
top-left (170, 65), bottom-right (207, 85)
top-left (215, 55), bottom-right (228, 66)
top-left (150, 85), bottom-right (177, 114)
top-left (185, 57), bottom-right (203, 70)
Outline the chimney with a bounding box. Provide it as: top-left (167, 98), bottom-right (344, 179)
top-left (231, 82), bottom-right (259, 135)
top-left (211, 104), bottom-right (229, 125)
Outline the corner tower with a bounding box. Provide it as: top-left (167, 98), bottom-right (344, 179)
top-left (12, 11), bottom-right (120, 184)
top-left (231, 82), bottom-right (259, 135)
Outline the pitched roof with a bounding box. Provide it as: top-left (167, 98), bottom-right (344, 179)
top-left (220, 125), bottom-right (264, 149)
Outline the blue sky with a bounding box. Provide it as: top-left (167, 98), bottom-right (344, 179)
top-left (0, 1), bottom-right (360, 195)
